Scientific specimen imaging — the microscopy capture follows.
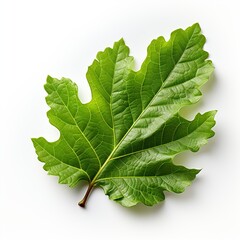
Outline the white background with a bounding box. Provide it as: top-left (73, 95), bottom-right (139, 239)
top-left (1, 0), bottom-right (239, 239)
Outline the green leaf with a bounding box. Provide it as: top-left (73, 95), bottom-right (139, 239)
top-left (32, 23), bottom-right (216, 208)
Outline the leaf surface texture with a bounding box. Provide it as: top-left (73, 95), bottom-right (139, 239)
top-left (32, 23), bottom-right (216, 207)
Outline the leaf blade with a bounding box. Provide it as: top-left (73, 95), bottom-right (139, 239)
top-left (32, 23), bottom-right (216, 207)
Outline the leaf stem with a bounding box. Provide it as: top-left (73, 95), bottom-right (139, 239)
top-left (78, 183), bottom-right (94, 208)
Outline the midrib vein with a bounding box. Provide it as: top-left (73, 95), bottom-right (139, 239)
top-left (94, 173), bottom-right (180, 182)
top-left (90, 29), bottom-right (196, 185)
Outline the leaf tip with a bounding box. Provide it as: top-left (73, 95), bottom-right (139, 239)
top-left (194, 168), bottom-right (202, 175)
top-left (192, 22), bottom-right (201, 29)
top-left (114, 38), bottom-right (128, 51)
top-left (46, 75), bottom-right (54, 85)
top-left (31, 137), bottom-right (39, 147)
top-left (118, 37), bottom-right (125, 44)
top-left (211, 110), bottom-right (218, 116)
top-left (206, 110), bottom-right (217, 125)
